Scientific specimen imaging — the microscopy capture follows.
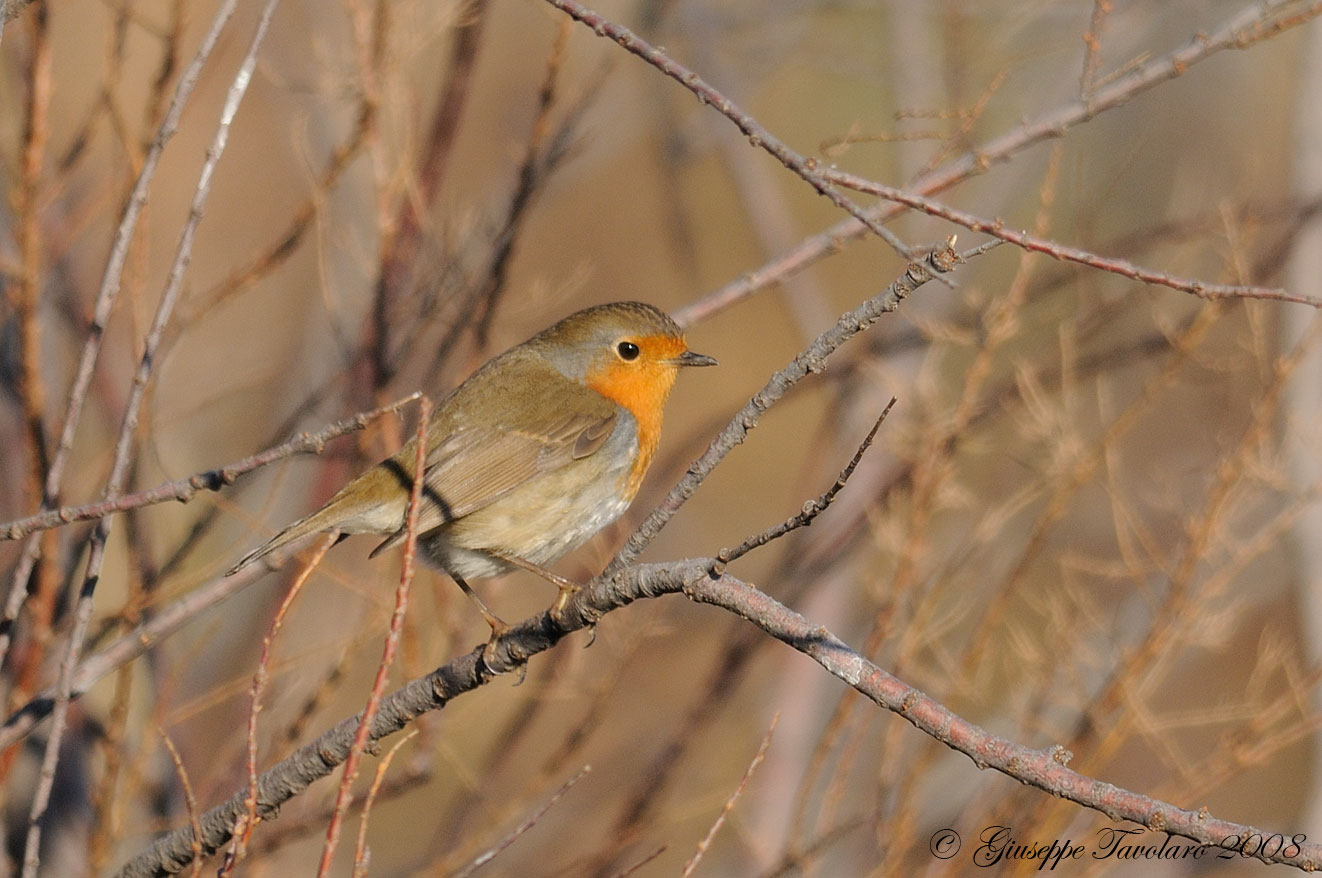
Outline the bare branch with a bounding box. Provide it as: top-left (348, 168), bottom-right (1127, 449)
top-left (820, 169), bottom-right (1319, 306)
top-left (718, 400), bottom-right (896, 565)
top-left (221, 534), bottom-right (334, 876)
top-left (543, 0), bottom-right (918, 262)
top-left (0, 393), bottom-right (421, 541)
top-left (21, 2), bottom-right (278, 873)
top-left (318, 395), bottom-right (431, 875)
top-left (112, 559), bottom-right (1322, 876)
top-left (673, 0), bottom-right (1322, 325)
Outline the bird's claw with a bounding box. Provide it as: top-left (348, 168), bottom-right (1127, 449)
top-left (551, 581), bottom-right (581, 619)
top-left (478, 616), bottom-right (510, 676)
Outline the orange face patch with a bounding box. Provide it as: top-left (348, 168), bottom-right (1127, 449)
top-left (585, 333), bottom-right (690, 495)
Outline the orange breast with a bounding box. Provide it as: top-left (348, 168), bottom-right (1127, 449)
top-left (584, 334), bottom-right (688, 496)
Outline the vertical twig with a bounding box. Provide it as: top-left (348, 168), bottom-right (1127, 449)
top-left (318, 395), bottom-right (432, 875)
top-left (4, 0), bottom-right (56, 765)
top-left (0, 0), bottom-right (241, 673)
top-left (367, 0), bottom-right (490, 390)
top-left (351, 729), bottom-right (419, 877)
top-left (1079, 0), bottom-right (1112, 99)
top-left (19, 2), bottom-right (279, 873)
top-left (13, 0), bottom-right (51, 508)
top-left (219, 533), bottom-right (335, 876)
top-left (681, 715), bottom-right (778, 878)
top-left (158, 730), bottom-right (204, 878)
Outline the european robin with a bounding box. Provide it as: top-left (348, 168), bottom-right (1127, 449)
top-left (228, 301), bottom-right (716, 632)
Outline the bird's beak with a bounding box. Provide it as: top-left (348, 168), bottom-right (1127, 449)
top-left (673, 350), bottom-right (718, 367)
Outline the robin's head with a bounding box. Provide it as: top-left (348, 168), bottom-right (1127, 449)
top-left (533, 300), bottom-right (715, 448)
top-left (534, 301), bottom-right (715, 386)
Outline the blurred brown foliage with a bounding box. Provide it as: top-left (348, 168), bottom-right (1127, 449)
top-left (3, 0), bottom-right (1322, 875)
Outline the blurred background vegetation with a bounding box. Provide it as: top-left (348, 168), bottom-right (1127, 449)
top-left (3, 0), bottom-right (1322, 874)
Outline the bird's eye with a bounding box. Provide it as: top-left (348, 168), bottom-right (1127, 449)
top-left (616, 341), bottom-right (640, 361)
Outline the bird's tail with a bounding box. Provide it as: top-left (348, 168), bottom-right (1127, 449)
top-left (226, 503), bottom-right (346, 576)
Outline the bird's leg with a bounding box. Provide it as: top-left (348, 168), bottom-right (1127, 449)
top-left (488, 552), bottom-right (592, 643)
top-left (491, 552), bottom-right (581, 610)
top-left (450, 572), bottom-right (512, 673)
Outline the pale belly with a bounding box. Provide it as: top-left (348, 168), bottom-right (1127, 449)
top-left (418, 425), bottom-right (638, 581)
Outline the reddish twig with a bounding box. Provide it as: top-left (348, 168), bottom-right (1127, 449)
top-left (351, 730), bottom-right (419, 878)
top-left (317, 395), bottom-right (432, 875)
top-left (681, 715), bottom-right (778, 877)
top-left (219, 533), bottom-right (335, 876)
top-left (158, 729), bottom-right (204, 878)
top-left (672, 0), bottom-right (1322, 326)
top-left (819, 169), bottom-right (1318, 306)
top-left (13, 0), bottom-right (52, 513)
top-left (19, 3), bottom-right (276, 874)
top-left (0, 0), bottom-right (240, 672)
top-left (1079, 0), bottom-right (1113, 99)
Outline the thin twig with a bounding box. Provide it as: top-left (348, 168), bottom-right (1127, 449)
top-left (543, 0), bottom-right (918, 262)
top-left (610, 846), bottom-right (667, 878)
top-left (672, 0), bottom-right (1322, 326)
top-left (317, 395), bottom-right (432, 876)
top-left (819, 169), bottom-right (1318, 306)
top-left (14, 0), bottom-right (52, 519)
top-left (19, 3), bottom-right (278, 874)
top-left (158, 730), bottom-right (204, 878)
top-left (681, 715), bottom-right (778, 877)
top-left (756, 818), bottom-right (867, 878)
top-left (219, 533), bottom-right (335, 876)
top-left (351, 730), bottom-right (419, 878)
top-left (0, 0), bottom-right (241, 671)
top-left (0, 393), bottom-right (421, 541)
top-left (1079, 0), bottom-right (1112, 99)
top-left (454, 766), bottom-right (592, 878)
top-left (718, 400), bottom-right (896, 565)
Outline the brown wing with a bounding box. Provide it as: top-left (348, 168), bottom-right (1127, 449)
top-left (419, 406), bottom-right (615, 522)
top-left (370, 356), bottom-right (617, 556)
